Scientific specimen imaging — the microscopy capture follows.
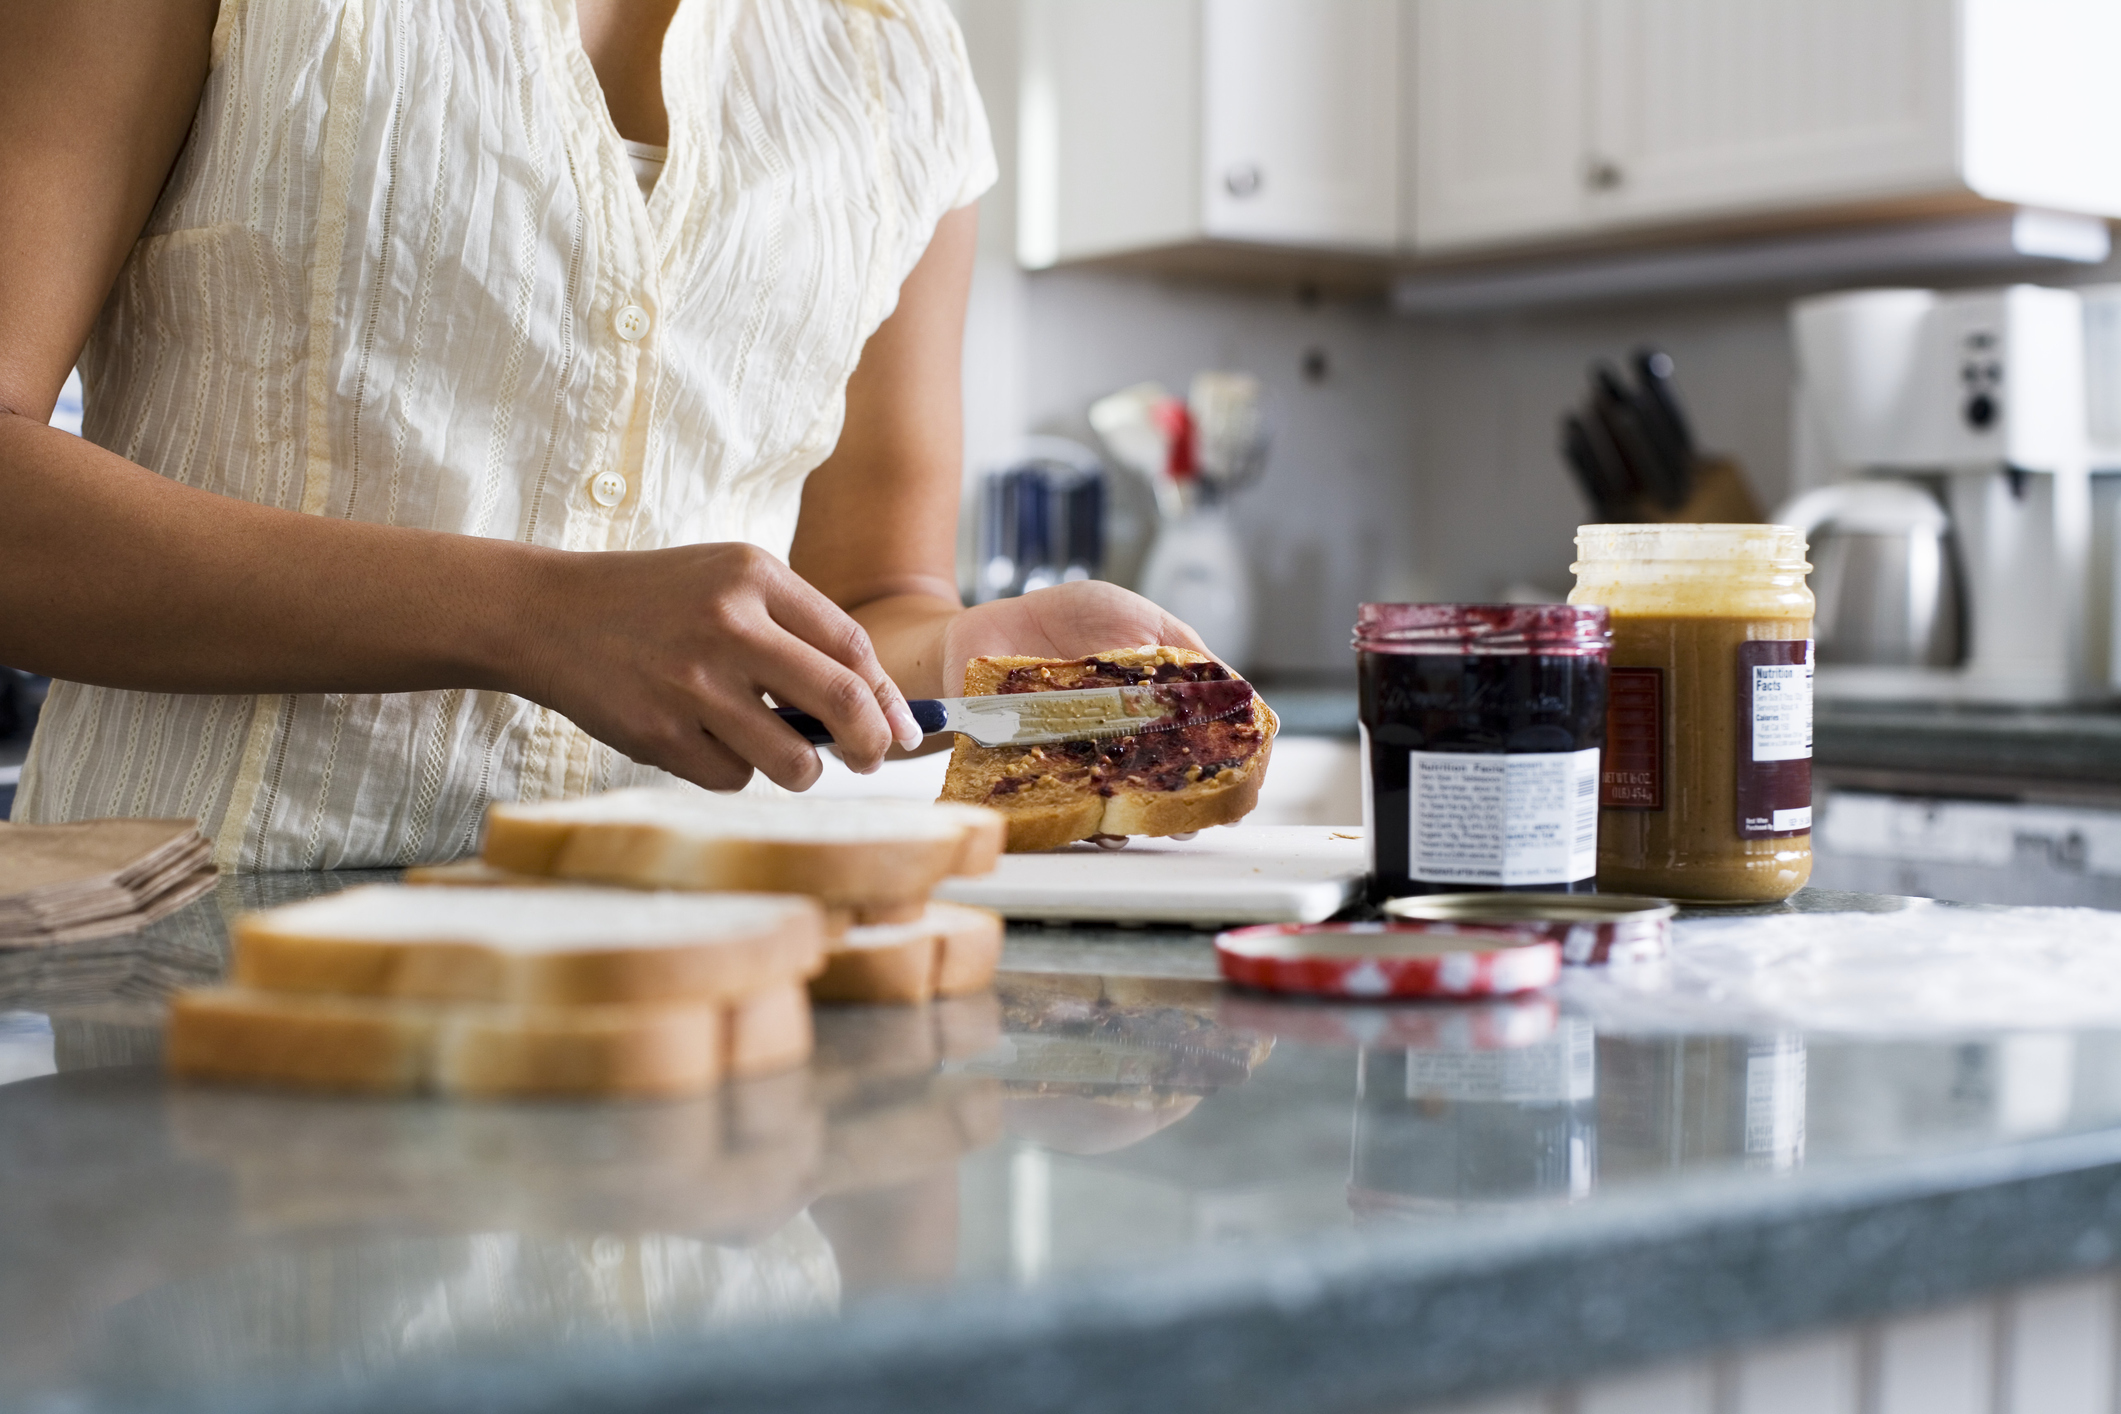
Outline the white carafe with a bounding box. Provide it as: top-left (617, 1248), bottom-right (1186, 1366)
top-left (1137, 500), bottom-right (1254, 669)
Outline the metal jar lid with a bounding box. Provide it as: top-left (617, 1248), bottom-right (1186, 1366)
top-left (1215, 921), bottom-right (1561, 999)
top-left (1380, 893), bottom-right (1673, 967)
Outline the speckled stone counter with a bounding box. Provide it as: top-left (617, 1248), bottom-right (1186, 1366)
top-left (5, 876), bottom-right (2121, 1414)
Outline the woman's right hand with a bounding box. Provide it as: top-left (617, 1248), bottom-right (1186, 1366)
top-left (512, 542), bottom-right (924, 793)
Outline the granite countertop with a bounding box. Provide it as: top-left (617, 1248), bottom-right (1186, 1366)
top-left (6, 876), bottom-right (2121, 1414)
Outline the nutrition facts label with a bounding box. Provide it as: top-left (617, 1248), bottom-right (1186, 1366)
top-left (1407, 747), bottom-right (1600, 886)
top-left (1750, 661), bottom-right (1813, 762)
top-left (1737, 640), bottom-right (1814, 838)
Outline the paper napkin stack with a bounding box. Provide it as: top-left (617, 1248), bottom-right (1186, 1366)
top-left (0, 819), bottom-right (217, 946)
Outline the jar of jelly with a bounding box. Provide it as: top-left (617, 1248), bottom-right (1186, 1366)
top-left (1356, 604), bottom-right (1611, 902)
top-left (1568, 524), bottom-right (1814, 903)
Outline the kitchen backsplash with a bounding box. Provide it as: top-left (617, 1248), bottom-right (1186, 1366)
top-left (949, 0), bottom-right (2121, 683)
top-left (967, 253), bottom-right (1806, 680)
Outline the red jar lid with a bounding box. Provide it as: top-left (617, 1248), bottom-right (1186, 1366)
top-left (1353, 603), bottom-right (1610, 657)
top-left (1216, 921), bottom-right (1561, 998)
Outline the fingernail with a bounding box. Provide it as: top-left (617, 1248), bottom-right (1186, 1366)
top-left (885, 699), bottom-right (923, 752)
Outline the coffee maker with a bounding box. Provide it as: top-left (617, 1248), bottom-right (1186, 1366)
top-left (1785, 284), bottom-right (2114, 705)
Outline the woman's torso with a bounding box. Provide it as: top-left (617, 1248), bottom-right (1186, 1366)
top-left (15, 0), bottom-right (992, 869)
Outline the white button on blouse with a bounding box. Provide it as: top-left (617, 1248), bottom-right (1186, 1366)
top-left (15, 0), bottom-right (997, 871)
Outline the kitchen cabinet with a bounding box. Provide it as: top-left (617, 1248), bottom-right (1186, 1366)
top-left (1409, 0), bottom-right (2121, 256)
top-left (1405, 0), bottom-right (1588, 250)
top-left (1016, 0), bottom-right (1400, 268)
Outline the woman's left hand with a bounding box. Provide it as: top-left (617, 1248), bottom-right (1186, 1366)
top-left (938, 580), bottom-right (1211, 695)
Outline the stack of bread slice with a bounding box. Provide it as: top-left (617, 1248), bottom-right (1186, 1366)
top-left (413, 789), bottom-right (1010, 1007)
top-left (167, 885), bottom-right (830, 1098)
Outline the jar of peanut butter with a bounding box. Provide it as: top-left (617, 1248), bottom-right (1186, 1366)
top-left (1568, 525), bottom-right (1814, 902)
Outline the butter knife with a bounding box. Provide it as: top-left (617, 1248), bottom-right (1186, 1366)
top-left (774, 679), bottom-right (1255, 748)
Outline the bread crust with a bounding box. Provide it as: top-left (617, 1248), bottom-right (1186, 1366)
top-left (166, 987), bottom-right (786, 1099)
top-left (930, 804), bottom-right (1008, 875)
top-left (551, 828), bottom-right (959, 911)
top-left (932, 902), bottom-right (1006, 997)
top-left (938, 647), bottom-right (1276, 851)
top-left (440, 1003), bottom-right (723, 1099)
top-left (167, 989), bottom-right (435, 1094)
top-left (229, 887), bottom-right (827, 1005)
top-left (478, 792), bottom-right (1003, 909)
top-left (809, 933), bottom-right (935, 1005)
top-left (724, 983), bottom-right (814, 1078)
top-left (807, 902), bottom-right (1004, 1004)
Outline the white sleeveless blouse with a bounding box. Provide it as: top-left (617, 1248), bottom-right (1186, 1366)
top-left (15, 0), bottom-right (994, 870)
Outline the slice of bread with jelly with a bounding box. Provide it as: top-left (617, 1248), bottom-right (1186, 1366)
top-left (936, 647), bottom-right (1276, 852)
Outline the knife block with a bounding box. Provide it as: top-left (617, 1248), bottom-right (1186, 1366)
top-left (1632, 456), bottom-right (1767, 525)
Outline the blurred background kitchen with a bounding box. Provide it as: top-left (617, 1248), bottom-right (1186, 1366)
top-left (939, 0), bottom-right (2121, 909)
top-left (15, 0), bottom-right (2121, 910)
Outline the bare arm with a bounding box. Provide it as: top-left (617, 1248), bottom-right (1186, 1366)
top-left (793, 206), bottom-right (1206, 701)
top-left (0, 0), bottom-right (915, 789)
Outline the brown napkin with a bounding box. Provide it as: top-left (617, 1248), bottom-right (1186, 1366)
top-left (0, 819), bottom-right (218, 946)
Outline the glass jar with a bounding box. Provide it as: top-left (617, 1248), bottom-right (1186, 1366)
top-left (1355, 604), bottom-right (1611, 901)
top-left (1568, 524), bottom-right (1815, 903)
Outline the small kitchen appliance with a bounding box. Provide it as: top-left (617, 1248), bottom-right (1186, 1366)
top-left (971, 438), bottom-right (1107, 604)
top-left (1089, 374), bottom-right (1270, 670)
top-left (1786, 284), bottom-right (2111, 704)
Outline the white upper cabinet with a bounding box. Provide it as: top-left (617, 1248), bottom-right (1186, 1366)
top-left (1407, 0), bottom-right (1588, 250)
top-left (1017, 0), bottom-right (2121, 269)
top-left (1018, 0), bottom-right (1401, 268)
top-left (1587, 0), bottom-right (1957, 225)
top-left (1410, 0), bottom-right (2121, 256)
top-left (1201, 0), bottom-right (1400, 249)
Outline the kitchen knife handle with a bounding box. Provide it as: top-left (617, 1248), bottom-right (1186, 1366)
top-left (774, 700), bottom-right (949, 746)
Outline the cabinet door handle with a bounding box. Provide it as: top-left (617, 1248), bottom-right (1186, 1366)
top-left (1586, 158), bottom-right (1624, 191)
top-left (1224, 163), bottom-right (1263, 199)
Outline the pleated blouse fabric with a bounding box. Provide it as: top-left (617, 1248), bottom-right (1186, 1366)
top-left (14, 0), bottom-right (995, 870)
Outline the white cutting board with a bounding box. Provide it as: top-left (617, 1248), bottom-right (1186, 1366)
top-left (935, 826), bottom-right (1367, 924)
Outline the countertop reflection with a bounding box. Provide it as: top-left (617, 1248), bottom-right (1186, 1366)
top-left (4, 873), bottom-right (2120, 1414)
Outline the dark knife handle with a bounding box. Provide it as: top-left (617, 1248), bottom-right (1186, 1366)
top-left (774, 700), bottom-right (948, 746)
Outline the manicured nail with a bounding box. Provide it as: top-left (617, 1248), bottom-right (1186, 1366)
top-left (885, 698), bottom-right (923, 752)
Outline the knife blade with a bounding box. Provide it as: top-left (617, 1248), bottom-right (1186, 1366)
top-left (774, 679), bottom-right (1256, 749)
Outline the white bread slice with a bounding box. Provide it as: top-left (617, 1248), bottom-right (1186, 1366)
top-left (938, 647), bottom-right (1277, 852)
top-left (166, 988), bottom-right (728, 1098)
top-left (401, 860), bottom-right (947, 937)
top-left (809, 902), bottom-right (1004, 1005)
top-left (230, 884), bottom-right (824, 1005)
top-left (480, 789), bottom-right (1004, 913)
